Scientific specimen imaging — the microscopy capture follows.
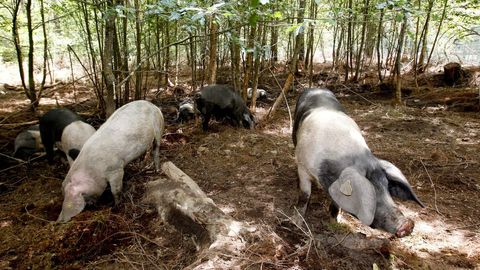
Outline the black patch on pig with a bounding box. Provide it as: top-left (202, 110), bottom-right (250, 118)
top-left (39, 108), bottom-right (83, 164)
top-left (292, 88), bottom-right (346, 145)
top-left (68, 148), bottom-right (81, 161)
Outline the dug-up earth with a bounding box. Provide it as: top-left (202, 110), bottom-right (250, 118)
top-left (0, 71), bottom-right (479, 269)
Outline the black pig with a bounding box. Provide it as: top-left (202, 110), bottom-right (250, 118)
top-left (39, 108), bottom-right (95, 165)
top-left (195, 84), bottom-right (254, 131)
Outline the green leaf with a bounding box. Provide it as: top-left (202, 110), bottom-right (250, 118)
top-left (273, 11), bottom-right (282, 19)
top-left (394, 12), bottom-right (404, 22)
top-left (250, 0), bottom-right (260, 8)
top-left (286, 24), bottom-right (298, 34)
top-left (249, 13), bottom-right (259, 25)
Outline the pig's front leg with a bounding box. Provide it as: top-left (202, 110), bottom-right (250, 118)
top-left (107, 169), bottom-right (125, 205)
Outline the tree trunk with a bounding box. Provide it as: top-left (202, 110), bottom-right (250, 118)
top-left (12, 1), bottom-right (27, 95)
top-left (426, 0), bottom-right (448, 68)
top-left (122, 0), bottom-right (130, 104)
top-left (267, 31), bottom-right (302, 119)
top-left (394, 4), bottom-right (409, 105)
top-left (345, 0), bottom-right (353, 81)
top-left (164, 21), bottom-right (170, 88)
top-left (80, 1), bottom-right (104, 113)
top-left (231, 25), bottom-right (241, 91)
top-left (207, 15), bottom-right (218, 85)
top-left (26, 0), bottom-right (36, 104)
top-left (190, 34), bottom-right (197, 92)
top-left (417, 0), bottom-right (434, 70)
top-left (353, 0), bottom-right (370, 82)
top-left (113, 21), bottom-right (121, 106)
top-left (134, 0), bottom-right (142, 100)
top-left (241, 25), bottom-right (256, 100)
top-left (250, 23), bottom-right (265, 111)
top-left (305, 0), bottom-right (317, 72)
top-left (296, 0), bottom-right (306, 67)
top-left (144, 162), bottom-right (256, 269)
top-left (103, 0), bottom-right (116, 117)
top-left (376, 8), bottom-right (385, 82)
top-left (36, 0), bottom-right (49, 107)
top-left (270, 19), bottom-right (278, 64)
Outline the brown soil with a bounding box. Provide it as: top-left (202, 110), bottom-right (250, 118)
top-left (0, 68), bottom-right (479, 269)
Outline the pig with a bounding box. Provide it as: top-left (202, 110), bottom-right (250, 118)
top-left (57, 100), bottom-right (164, 222)
top-left (13, 124), bottom-right (43, 159)
top-left (293, 88), bottom-right (424, 237)
top-left (175, 98), bottom-right (195, 123)
top-left (39, 108), bottom-right (96, 165)
top-left (247, 88), bottom-right (267, 99)
top-left (195, 84), bottom-right (254, 131)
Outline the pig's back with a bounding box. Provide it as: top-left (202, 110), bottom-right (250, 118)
top-left (78, 101), bottom-right (162, 166)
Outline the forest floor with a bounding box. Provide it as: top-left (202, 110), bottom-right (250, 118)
top-left (0, 66), bottom-right (479, 269)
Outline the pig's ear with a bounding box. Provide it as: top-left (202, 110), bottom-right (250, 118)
top-left (57, 185), bottom-right (86, 222)
top-left (328, 167), bottom-right (376, 226)
top-left (378, 159), bottom-right (425, 208)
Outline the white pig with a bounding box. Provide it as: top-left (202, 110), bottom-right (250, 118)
top-left (57, 100), bottom-right (164, 222)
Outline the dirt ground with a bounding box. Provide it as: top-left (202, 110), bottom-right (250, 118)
top-left (0, 67), bottom-right (479, 269)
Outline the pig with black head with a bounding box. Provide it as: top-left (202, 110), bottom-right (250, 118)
top-left (195, 84), bottom-right (254, 131)
top-left (57, 100), bottom-right (164, 222)
top-left (293, 88), bottom-right (424, 237)
top-left (13, 124), bottom-right (43, 160)
top-left (39, 108), bottom-right (96, 165)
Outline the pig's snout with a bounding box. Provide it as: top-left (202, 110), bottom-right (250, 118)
top-left (395, 218), bottom-right (414, 238)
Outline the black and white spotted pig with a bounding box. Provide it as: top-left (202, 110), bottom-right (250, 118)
top-left (175, 98), bottom-right (195, 123)
top-left (13, 124), bottom-right (43, 159)
top-left (57, 100), bottom-right (164, 222)
top-left (39, 108), bottom-right (95, 165)
top-left (195, 84), bottom-right (254, 131)
top-left (247, 88), bottom-right (267, 99)
top-left (293, 88), bottom-right (424, 237)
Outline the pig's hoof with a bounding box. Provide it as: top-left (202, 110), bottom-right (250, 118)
top-left (395, 218), bottom-right (414, 238)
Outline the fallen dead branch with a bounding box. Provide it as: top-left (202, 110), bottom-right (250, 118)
top-left (0, 152), bottom-right (25, 163)
top-left (0, 120), bottom-right (39, 128)
top-left (0, 153), bottom-right (46, 174)
top-left (143, 161), bottom-right (257, 269)
top-left (420, 159), bottom-right (443, 216)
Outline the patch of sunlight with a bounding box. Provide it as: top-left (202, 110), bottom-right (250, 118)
top-left (399, 206), bottom-right (479, 260)
top-left (228, 221), bottom-right (243, 236)
top-left (39, 97), bottom-right (65, 106)
top-left (335, 203), bottom-right (479, 260)
top-left (254, 107), bottom-right (268, 120)
top-left (262, 126), bottom-right (291, 137)
top-left (219, 205), bottom-right (235, 215)
top-left (381, 109), bottom-right (416, 120)
top-left (0, 99), bottom-right (30, 113)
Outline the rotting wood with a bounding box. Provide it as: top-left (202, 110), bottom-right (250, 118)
top-left (144, 161), bottom-right (256, 269)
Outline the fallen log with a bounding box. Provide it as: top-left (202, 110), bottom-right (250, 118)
top-left (144, 161), bottom-right (256, 269)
